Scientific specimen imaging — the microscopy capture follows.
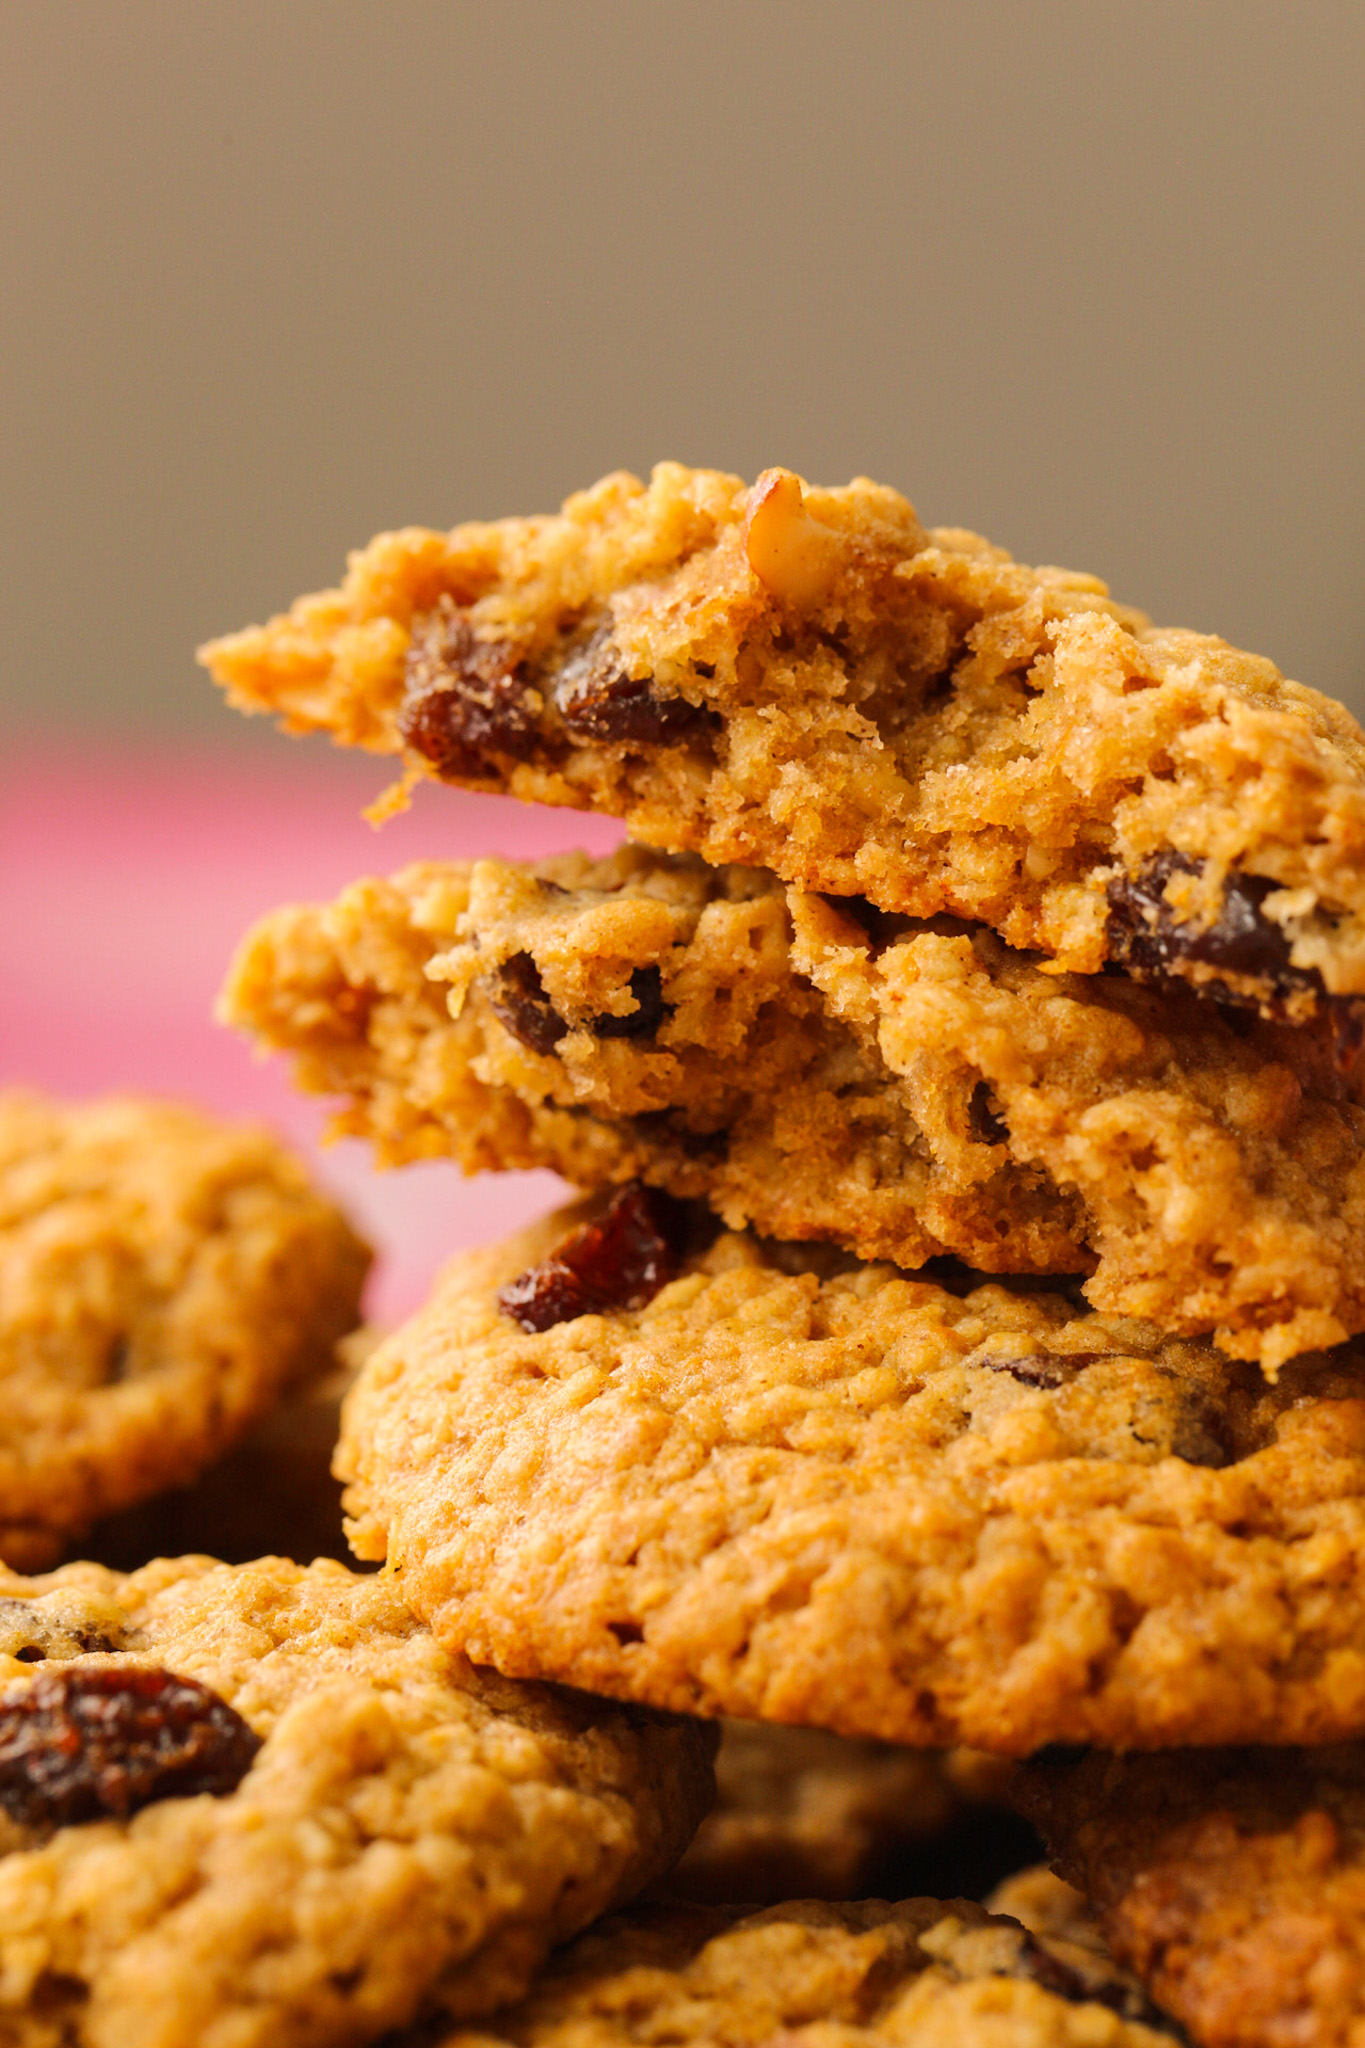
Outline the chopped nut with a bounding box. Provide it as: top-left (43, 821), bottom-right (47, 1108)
top-left (743, 469), bottom-right (845, 608)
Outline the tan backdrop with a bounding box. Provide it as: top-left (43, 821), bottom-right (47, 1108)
top-left (4, 0), bottom-right (1364, 741)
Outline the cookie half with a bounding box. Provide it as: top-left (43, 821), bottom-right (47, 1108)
top-left (225, 844), bottom-right (1365, 1369)
top-left (402, 1894), bottom-right (1177, 2046)
top-left (338, 1195), bottom-right (1365, 1753)
top-left (0, 1091), bottom-right (370, 1568)
top-left (199, 460), bottom-right (1365, 1020)
top-left (0, 1554), bottom-right (714, 2045)
top-left (1015, 1743), bottom-right (1365, 2048)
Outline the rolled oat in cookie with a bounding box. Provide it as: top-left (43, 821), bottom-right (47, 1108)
top-left (0, 1554), bottom-right (714, 2048)
top-left (338, 1196), bottom-right (1365, 1755)
top-left (1015, 1743), bottom-right (1365, 2048)
top-left (387, 1894), bottom-right (1178, 2046)
top-left (0, 1090), bottom-right (369, 1570)
top-left (225, 843), bottom-right (1365, 1371)
top-left (200, 460), bottom-right (1365, 1020)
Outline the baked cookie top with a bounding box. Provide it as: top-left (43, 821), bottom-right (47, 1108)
top-left (414, 1895), bottom-right (1177, 2046)
top-left (0, 1553), bottom-right (714, 2048)
top-left (1015, 1742), bottom-right (1365, 2048)
top-left (200, 461), bottom-right (1365, 1018)
top-left (225, 843), bottom-right (1365, 1370)
top-left (338, 1196), bottom-right (1365, 1754)
top-left (0, 1091), bottom-right (370, 1571)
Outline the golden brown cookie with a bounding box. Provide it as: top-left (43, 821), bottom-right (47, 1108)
top-left (336, 1195), bottom-right (1365, 1754)
top-left (224, 844), bottom-right (1365, 1369)
top-left (0, 1554), bottom-right (714, 2046)
top-left (406, 1895), bottom-right (1177, 2046)
top-left (0, 1091), bottom-right (369, 1569)
top-left (1014, 1743), bottom-right (1365, 2048)
top-left (199, 461), bottom-right (1365, 1021)
top-left (83, 1330), bottom-right (379, 1572)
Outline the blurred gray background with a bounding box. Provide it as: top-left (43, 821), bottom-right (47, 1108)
top-left (4, 0), bottom-right (1364, 744)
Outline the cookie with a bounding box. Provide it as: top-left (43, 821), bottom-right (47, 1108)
top-left (659, 1724), bottom-right (1029, 1908)
top-left (0, 1553), bottom-right (714, 2046)
top-left (1015, 1743), bottom-right (1365, 2048)
top-left (404, 1895), bottom-right (1176, 2046)
top-left (337, 1195), bottom-right (1365, 1753)
top-left (225, 844), bottom-right (1365, 1369)
top-left (659, 1722), bottom-right (959, 1905)
top-left (199, 461), bottom-right (1365, 1021)
top-left (0, 1091), bottom-right (370, 1570)
top-left (83, 1330), bottom-right (380, 1572)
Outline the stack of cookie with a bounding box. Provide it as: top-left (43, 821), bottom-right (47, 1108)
top-left (6, 463), bottom-right (1363, 2045)
top-left (202, 460), bottom-right (1365, 2045)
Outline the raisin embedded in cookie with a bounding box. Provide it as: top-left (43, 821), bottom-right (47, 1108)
top-left (396, 1895), bottom-right (1177, 2046)
top-left (1014, 1744), bottom-right (1365, 2048)
top-left (223, 844), bottom-right (1365, 1370)
top-left (199, 460), bottom-right (1365, 1020)
top-left (337, 1196), bottom-right (1365, 1754)
top-left (0, 1554), bottom-right (715, 2046)
top-left (0, 1091), bottom-right (371, 1570)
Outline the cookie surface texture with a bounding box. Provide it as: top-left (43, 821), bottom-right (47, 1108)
top-left (338, 1199), bottom-right (1365, 1752)
top-left (225, 843), bottom-right (1365, 1369)
top-left (0, 1554), bottom-right (714, 2047)
top-left (1015, 1743), bottom-right (1365, 2048)
top-left (413, 1895), bottom-right (1177, 2046)
top-left (0, 1091), bottom-right (370, 1570)
top-left (200, 460), bottom-right (1365, 1015)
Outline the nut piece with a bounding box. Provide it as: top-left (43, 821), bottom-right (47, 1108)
top-left (743, 469), bottom-right (845, 608)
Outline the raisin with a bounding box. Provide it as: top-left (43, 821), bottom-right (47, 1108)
top-left (486, 953), bottom-right (567, 1056)
top-left (0, 1666), bottom-right (261, 1831)
top-left (498, 1183), bottom-right (688, 1331)
top-left (592, 966), bottom-right (670, 1040)
top-left (980, 1351), bottom-right (1109, 1389)
top-left (555, 629), bottom-right (718, 745)
top-left (399, 597), bottom-right (542, 779)
top-left (1107, 852), bottom-right (1320, 1002)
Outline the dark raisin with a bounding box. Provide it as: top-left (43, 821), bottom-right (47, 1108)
top-left (399, 597), bottom-right (542, 779)
top-left (486, 952), bottom-right (567, 1056)
top-left (0, 1666), bottom-right (261, 1831)
top-left (980, 1351), bottom-right (1109, 1389)
top-left (592, 965), bottom-right (670, 1040)
top-left (498, 1183), bottom-right (688, 1332)
top-left (968, 1082), bottom-right (1009, 1145)
top-left (1107, 852), bottom-right (1320, 1004)
top-left (555, 628), bottom-right (717, 745)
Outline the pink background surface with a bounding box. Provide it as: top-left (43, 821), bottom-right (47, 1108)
top-left (0, 746), bottom-right (623, 1324)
